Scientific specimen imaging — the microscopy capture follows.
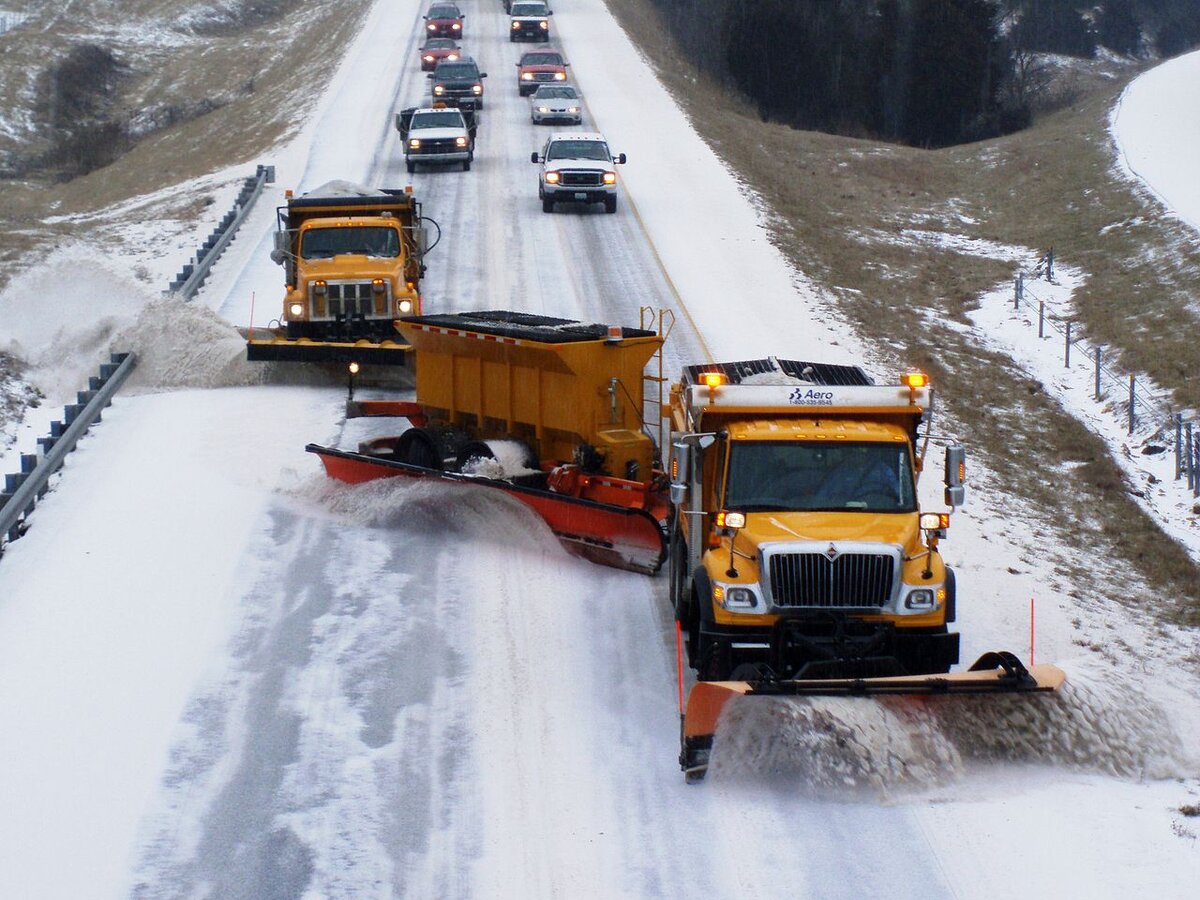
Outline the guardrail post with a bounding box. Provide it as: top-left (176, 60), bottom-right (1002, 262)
top-left (1064, 321), bottom-right (1072, 368)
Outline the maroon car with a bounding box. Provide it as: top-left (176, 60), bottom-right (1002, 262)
top-left (419, 37), bottom-right (461, 72)
top-left (424, 2), bottom-right (464, 38)
top-left (516, 48), bottom-right (569, 96)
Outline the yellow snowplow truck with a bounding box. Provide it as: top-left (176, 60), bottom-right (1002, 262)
top-left (246, 181), bottom-right (434, 364)
top-left (667, 358), bottom-right (1065, 780)
top-left (667, 358), bottom-right (964, 682)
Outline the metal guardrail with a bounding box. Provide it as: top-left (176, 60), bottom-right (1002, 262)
top-left (0, 352), bottom-right (137, 551)
top-left (166, 163), bottom-right (276, 299)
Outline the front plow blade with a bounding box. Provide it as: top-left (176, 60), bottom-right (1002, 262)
top-left (246, 336), bottom-right (411, 365)
top-left (680, 651), bottom-right (1066, 781)
top-left (308, 444), bottom-right (667, 574)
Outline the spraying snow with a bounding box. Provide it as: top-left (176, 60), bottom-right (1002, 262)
top-left (709, 661), bottom-right (1189, 796)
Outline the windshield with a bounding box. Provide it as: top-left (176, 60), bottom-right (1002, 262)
top-left (301, 226), bottom-right (401, 260)
top-left (521, 53), bottom-right (563, 67)
top-left (725, 441), bottom-right (916, 513)
top-left (436, 62), bottom-right (478, 79)
top-left (534, 86), bottom-right (577, 99)
top-left (511, 3), bottom-right (547, 14)
top-left (547, 140), bottom-right (609, 161)
top-left (428, 5), bottom-right (460, 18)
top-left (411, 111), bottom-right (463, 129)
top-left (424, 38), bottom-right (456, 49)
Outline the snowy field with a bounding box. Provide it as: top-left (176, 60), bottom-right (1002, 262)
top-left (0, 2), bottom-right (1198, 897)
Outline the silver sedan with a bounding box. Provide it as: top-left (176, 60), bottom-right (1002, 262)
top-left (530, 84), bottom-right (582, 125)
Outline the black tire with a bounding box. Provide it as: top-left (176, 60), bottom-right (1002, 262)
top-left (542, 196), bottom-right (554, 213)
top-left (405, 159), bottom-right (416, 174)
top-left (393, 426), bottom-right (468, 471)
top-left (463, 159), bottom-right (471, 172)
top-left (604, 195), bottom-right (617, 214)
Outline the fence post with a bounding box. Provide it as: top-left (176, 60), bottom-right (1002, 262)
top-left (1128, 375), bottom-right (1136, 434)
top-left (1188, 423), bottom-right (1195, 491)
top-left (1094, 347), bottom-right (1102, 400)
top-left (1065, 321), bottom-right (1072, 368)
top-left (1038, 302), bottom-right (1045, 338)
top-left (1177, 414), bottom-right (1184, 480)
top-left (1014, 274), bottom-right (1023, 310)
top-left (1194, 432), bottom-right (1199, 497)
top-left (1046, 247), bottom-right (1055, 282)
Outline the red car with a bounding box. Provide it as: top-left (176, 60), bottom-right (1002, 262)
top-left (419, 37), bottom-right (461, 72)
top-left (424, 2), bottom-right (464, 38)
top-left (516, 48), bottom-right (569, 97)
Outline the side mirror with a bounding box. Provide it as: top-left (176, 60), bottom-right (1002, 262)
top-left (944, 445), bottom-right (966, 508)
top-left (615, 153), bottom-right (627, 165)
top-left (427, 73), bottom-right (433, 79)
top-left (530, 152), bottom-right (540, 163)
top-left (480, 72), bottom-right (488, 78)
top-left (270, 231), bottom-right (289, 265)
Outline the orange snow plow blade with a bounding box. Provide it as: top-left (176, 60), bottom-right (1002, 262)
top-left (680, 651), bottom-right (1066, 781)
top-left (308, 444), bottom-right (668, 574)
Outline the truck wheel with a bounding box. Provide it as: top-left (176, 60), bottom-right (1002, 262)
top-left (406, 160), bottom-right (415, 174)
top-left (393, 426), bottom-right (468, 471)
top-left (604, 195), bottom-right (617, 214)
top-left (542, 197), bottom-right (554, 213)
top-left (463, 159), bottom-right (471, 172)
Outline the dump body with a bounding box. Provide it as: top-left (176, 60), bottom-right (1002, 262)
top-left (247, 181), bottom-right (427, 363)
top-left (400, 311), bottom-right (662, 481)
top-left (668, 359), bottom-right (960, 681)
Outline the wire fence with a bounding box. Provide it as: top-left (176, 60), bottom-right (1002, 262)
top-left (1012, 248), bottom-right (1199, 499)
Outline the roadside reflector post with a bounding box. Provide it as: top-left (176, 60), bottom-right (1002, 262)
top-left (1064, 321), bottom-right (1072, 368)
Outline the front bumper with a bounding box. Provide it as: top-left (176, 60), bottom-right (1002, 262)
top-left (407, 149), bottom-right (470, 165)
top-left (543, 185), bottom-right (614, 203)
top-left (532, 110), bottom-right (582, 125)
top-left (511, 22), bottom-right (549, 40)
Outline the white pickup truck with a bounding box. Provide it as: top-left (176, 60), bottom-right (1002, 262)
top-left (531, 132), bottom-right (626, 213)
top-left (395, 106), bottom-right (477, 173)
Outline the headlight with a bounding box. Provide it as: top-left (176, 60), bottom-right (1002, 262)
top-left (433, 85), bottom-right (445, 95)
top-left (408, 138), bottom-right (421, 149)
top-left (544, 171), bottom-right (560, 183)
top-left (714, 584), bottom-right (758, 610)
top-left (553, 71), bottom-right (566, 80)
top-left (448, 53), bottom-right (459, 61)
top-left (427, 23), bottom-right (436, 31)
top-left (903, 588), bottom-right (936, 611)
top-left (540, 20), bottom-right (549, 29)
top-left (567, 106), bottom-right (580, 113)
top-left (472, 83), bottom-right (483, 94)
top-left (521, 72), bottom-right (534, 80)
top-left (451, 22), bottom-right (460, 30)
top-left (602, 171), bottom-right (616, 185)
top-left (288, 302), bottom-right (304, 317)
top-left (455, 136), bottom-right (467, 147)
top-left (536, 106), bottom-right (549, 113)
top-left (423, 54), bottom-right (434, 62)
top-left (511, 21), bottom-right (520, 29)
top-left (397, 298), bottom-right (413, 313)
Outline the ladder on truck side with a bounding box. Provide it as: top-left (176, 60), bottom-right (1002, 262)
top-left (640, 307), bottom-right (676, 467)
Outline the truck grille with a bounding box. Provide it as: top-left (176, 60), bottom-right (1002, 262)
top-left (313, 282), bottom-right (382, 321)
top-left (532, 72), bottom-right (558, 82)
top-left (414, 138), bottom-right (460, 153)
top-left (767, 552), bottom-right (894, 608)
top-left (560, 171), bottom-right (602, 186)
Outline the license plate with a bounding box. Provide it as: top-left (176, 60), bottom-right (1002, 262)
top-left (574, 192), bottom-right (588, 200)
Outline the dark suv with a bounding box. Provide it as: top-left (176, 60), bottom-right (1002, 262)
top-left (429, 57), bottom-right (488, 110)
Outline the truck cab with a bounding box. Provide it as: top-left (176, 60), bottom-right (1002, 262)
top-left (668, 359), bottom-right (964, 681)
top-left (269, 182), bottom-right (426, 344)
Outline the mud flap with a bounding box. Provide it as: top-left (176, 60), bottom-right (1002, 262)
top-left (679, 653), bottom-right (1066, 781)
top-left (308, 444), bottom-right (667, 574)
